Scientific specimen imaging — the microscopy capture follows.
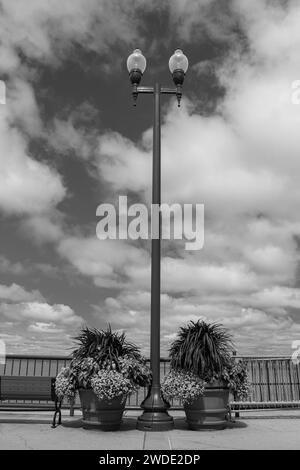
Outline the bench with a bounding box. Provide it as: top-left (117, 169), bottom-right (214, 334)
top-left (0, 376), bottom-right (62, 428)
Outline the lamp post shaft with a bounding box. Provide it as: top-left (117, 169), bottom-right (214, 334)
top-left (151, 83), bottom-right (161, 386)
top-left (137, 83), bottom-right (174, 431)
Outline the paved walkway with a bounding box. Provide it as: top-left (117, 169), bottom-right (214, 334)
top-left (0, 410), bottom-right (299, 450)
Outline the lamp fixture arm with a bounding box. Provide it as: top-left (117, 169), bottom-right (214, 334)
top-left (132, 84), bottom-right (182, 106)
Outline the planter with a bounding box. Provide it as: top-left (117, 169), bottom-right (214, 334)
top-left (79, 389), bottom-right (126, 431)
top-left (184, 381), bottom-right (229, 430)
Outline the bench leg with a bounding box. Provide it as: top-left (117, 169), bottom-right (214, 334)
top-left (51, 400), bottom-right (62, 428)
top-left (226, 404), bottom-right (236, 423)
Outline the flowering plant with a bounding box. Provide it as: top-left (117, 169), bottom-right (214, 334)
top-left (55, 367), bottom-right (76, 400)
top-left (119, 355), bottom-right (151, 386)
top-left (162, 320), bottom-right (251, 403)
top-left (162, 369), bottom-right (206, 405)
top-left (90, 371), bottom-right (134, 401)
top-left (220, 359), bottom-right (251, 400)
top-left (55, 326), bottom-right (151, 401)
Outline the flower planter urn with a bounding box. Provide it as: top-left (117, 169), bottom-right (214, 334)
top-left (184, 381), bottom-right (229, 430)
top-left (79, 389), bottom-right (126, 431)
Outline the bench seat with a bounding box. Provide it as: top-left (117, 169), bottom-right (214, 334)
top-left (0, 376), bottom-right (61, 427)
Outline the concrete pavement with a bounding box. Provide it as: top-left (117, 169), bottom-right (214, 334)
top-left (0, 410), bottom-right (299, 450)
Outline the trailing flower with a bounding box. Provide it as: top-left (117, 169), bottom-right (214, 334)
top-left (55, 368), bottom-right (76, 401)
top-left (161, 369), bottom-right (206, 405)
top-left (90, 370), bottom-right (135, 401)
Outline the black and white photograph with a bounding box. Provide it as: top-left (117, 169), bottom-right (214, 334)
top-left (0, 0), bottom-right (300, 458)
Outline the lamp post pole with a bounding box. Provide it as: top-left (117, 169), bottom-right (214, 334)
top-left (127, 49), bottom-right (188, 432)
top-left (151, 83), bottom-right (162, 402)
top-left (137, 82), bottom-right (173, 431)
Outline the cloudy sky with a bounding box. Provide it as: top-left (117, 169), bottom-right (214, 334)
top-left (1, 0), bottom-right (300, 357)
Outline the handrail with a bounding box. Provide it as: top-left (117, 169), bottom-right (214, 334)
top-left (3, 354), bottom-right (73, 360)
top-left (3, 354), bottom-right (293, 360)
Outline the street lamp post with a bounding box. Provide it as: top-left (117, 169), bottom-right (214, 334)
top-left (127, 49), bottom-right (189, 432)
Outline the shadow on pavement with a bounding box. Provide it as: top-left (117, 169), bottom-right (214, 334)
top-left (62, 417), bottom-right (138, 432)
top-left (0, 418), bottom-right (53, 425)
top-left (174, 417), bottom-right (248, 430)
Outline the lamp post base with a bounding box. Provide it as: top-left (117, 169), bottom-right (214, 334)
top-left (136, 411), bottom-right (174, 432)
top-left (136, 385), bottom-right (174, 432)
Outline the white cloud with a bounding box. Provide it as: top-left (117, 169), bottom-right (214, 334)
top-left (125, 257), bottom-right (258, 294)
top-left (251, 287), bottom-right (300, 310)
top-left (20, 215), bottom-right (64, 243)
top-left (57, 236), bottom-right (149, 288)
top-left (0, 256), bottom-right (26, 275)
top-left (0, 0), bottom-right (147, 73)
top-left (91, 289), bottom-right (300, 356)
top-left (98, 132), bottom-right (151, 194)
top-left (96, 101), bottom-right (300, 221)
top-left (0, 299), bottom-right (83, 355)
top-left (49, 118), bottom-right (94, 160)
top-left (0, 101), bottom-right (66, 216)
top-left (28, 322), bottom-right (64, 334)
top-left (0, 301), bottom-right (82, 325)
top-left (0, 0), bottom-right (150, 219)
top-left (167, 0), bottom-right (237, 44)
top-left (0, 333), bottom-right (22, 343)
top-left (0, 283), bottom-right (44, 302)
top-left (8, 79), bottom-right (42, 137)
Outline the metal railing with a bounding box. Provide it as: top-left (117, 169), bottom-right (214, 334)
top-left (1, 354), bottom-right (300, 411)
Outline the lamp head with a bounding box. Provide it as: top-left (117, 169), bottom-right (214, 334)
top-left (127, 49), bottom-right (147, 85)
top-left (169, 49), bottom-right (189, 86)
top-left (169, 49), bottom-right (188, 107)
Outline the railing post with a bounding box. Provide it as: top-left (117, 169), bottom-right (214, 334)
top-left (69, 398), bottom-right (75, 417)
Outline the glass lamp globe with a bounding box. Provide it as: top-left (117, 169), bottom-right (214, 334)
top-left (168, 49), bottom-right (189, 74)
top-left (127, 49), bottom-right (147, 74)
